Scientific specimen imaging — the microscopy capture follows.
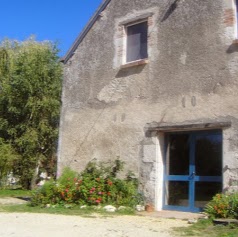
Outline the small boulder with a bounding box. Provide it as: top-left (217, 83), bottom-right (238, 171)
top-left (93, 205), bottom-right (102, 210)
top-left (188, 219), bottom-right (198, 224)
top-left (136, 205), bottom-right (145, 212)
top-left (64, 204), bottom-right (73, 209)
top-left (103, 205), bottom-right (117, 212)
top-left (118, 206), bottom-right (126, 211)
top-left (213, 218), bottom-right (238, 226)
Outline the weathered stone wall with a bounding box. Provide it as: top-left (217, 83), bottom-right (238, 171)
top-left (58, 0), bottom-right (238, 209)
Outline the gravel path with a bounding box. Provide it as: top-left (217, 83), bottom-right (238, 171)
top-left (0, 212), bottom-right (188, 237)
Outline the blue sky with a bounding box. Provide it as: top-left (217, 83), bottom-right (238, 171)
top-left (0, 0), bottom-right (102, 56)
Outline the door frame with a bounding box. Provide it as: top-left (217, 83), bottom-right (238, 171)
top-left (162, 129), bottom-right (223, 212)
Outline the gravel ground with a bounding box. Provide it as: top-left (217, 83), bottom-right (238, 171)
top-left (0, 212), bottom-right (188, 237)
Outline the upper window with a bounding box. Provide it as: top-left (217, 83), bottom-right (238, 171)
top-left (126, 21), bottom-right (148, 63)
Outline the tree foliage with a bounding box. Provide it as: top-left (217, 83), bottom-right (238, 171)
top-left (0, 38), bottom-right (62, 189)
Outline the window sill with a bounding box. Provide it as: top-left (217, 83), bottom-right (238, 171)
top-left (232, 39), bottom-right (238, 44)
top-left (120, 58), bottom-right (149, 69)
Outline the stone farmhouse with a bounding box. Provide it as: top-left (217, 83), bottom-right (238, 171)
top-left (58, 0), bottom-right (238, 212)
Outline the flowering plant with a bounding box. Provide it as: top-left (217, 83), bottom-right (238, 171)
top-left (30, 159), bottom-right (141, 208)
top-left (205, 192), bottom-right (238, 219)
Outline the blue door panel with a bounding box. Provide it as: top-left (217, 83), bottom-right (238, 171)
top-left (163, 130), bottom-right (222, 213)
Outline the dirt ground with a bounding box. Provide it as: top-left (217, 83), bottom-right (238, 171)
top-left (0, 212), bottom-right (189, 237)
top-left (0, 198), bottom-right (191, 237)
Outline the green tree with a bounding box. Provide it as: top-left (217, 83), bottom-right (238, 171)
top-left (0, 38), bottom-right (62, 189)
top-left (0, 138), bottom-right (19, 186)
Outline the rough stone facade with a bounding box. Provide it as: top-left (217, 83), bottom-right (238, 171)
top-left (58, 0), bottom-right (238, 210)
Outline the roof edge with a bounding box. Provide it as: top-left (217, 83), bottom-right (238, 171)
top-left (60, 0), bottom-right (112, 64)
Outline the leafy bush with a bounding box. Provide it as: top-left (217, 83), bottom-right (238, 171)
top-left (30, 159), bottom-right (142, 208)
top-left (31, 180), bottom-right (59, 207)
top-left (205, 192), bottom-right (238, 219)
top-left (57, 167), bottom-right (78, 187)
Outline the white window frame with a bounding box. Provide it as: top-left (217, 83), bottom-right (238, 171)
top-left (114, 9), bottom-right (157, 69)
top-left (234, 0), bottom-right (238, 39)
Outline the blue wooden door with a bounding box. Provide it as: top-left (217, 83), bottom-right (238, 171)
top-left (163, 130), bottom-right (222, 212)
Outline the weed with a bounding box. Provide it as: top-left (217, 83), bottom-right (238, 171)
top-left (173, 219), bottom-right (238, 237)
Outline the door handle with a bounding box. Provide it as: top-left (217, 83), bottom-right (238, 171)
top-left (189, 172), bottom-right (196, 179)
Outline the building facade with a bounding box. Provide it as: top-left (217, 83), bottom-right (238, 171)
top-left (58, 0), bottom-right (238, 212)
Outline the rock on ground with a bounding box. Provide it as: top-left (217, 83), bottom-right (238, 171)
top-left (0, 198), bottom-right (27, 205)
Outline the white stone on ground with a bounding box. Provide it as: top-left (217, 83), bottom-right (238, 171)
top-left (103, 205), bottom-right (117, 212)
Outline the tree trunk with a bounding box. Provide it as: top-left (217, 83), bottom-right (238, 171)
top-left (30, 161), bottom-right (40, 190)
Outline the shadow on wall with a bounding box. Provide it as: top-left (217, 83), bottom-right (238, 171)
top-left (226, 43), bottom-right (238, 54)
top-left (115, 64), bottom-right (146, 78)
top-left (160, 0), bottom-right (180, 22)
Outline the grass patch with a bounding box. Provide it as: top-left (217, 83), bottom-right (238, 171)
top-left (173, 219), bottom-right (238, 237)
top-left (0, 203), bottom-right (135, 217)
top-left (0, 188), bottom-right (135, 217)
top-left (0, 189), bottom-right (31, 198)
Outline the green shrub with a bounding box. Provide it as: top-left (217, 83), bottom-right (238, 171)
top-left (57, 167), bottom-right (78, 187)
top-left (228, 192), bottom-right (238, 219)
top-left (205, 192), bottom-right (238, 219)
top-left (30, 159), bottom-right (142, 208)
top-left (31, 180), bottom-right (59, 207)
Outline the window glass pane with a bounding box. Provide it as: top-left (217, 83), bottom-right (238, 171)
top-left (167, 134), bottom-right (190, 175)
top-left (126, 21), bottom-right (148, 62)
top-left (195, 182), bottom-right (222, 208)
top-left (165, 181), bottom-right (189, 206)
top-left (195, 133), bottom-right (222, 176)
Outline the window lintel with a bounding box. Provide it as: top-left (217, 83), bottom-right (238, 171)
top-left (119, 12), bottom-right (153, 26)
